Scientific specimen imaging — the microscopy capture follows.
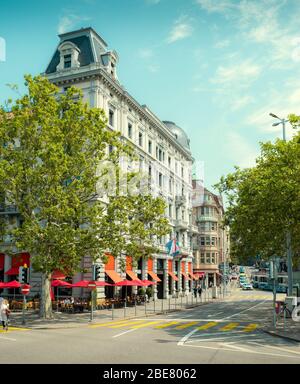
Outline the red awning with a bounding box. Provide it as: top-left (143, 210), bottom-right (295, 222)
top-left (0, 254), bottom-right (5, 271)
top-left (181, 271), bottom-right (191, 281)
top-left (148, 271), bottom-right (162, 282)
top-left (105, 270), bottom-right (123, 283)
top-left (5, 266), bottom-right (19, 276)
top-left (126, 270), bottom-right (141, 282)
top-left (51, 270), bottom-right (66, 280)
top-left (189, 272), bottom-right (198, 280)
top-left (195, 272), bottom-right (205, 278)
top-left (167, 271), bottom-right (179, 282)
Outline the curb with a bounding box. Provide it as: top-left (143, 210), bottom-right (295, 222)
top-left (261, 328), bottom-right (300, 343)
top-left (9, 301), bottom-right (212, 330)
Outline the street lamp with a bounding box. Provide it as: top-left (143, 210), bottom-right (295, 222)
top-left (269, 113), bottom-right (293, 296)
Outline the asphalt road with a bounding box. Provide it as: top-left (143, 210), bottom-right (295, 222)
top-left (1, 289), bottom-right (299, 364)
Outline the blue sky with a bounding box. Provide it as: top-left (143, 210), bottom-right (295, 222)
top-left (1, 0), bottom-right (300, 191)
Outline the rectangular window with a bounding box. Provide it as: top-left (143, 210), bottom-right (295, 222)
top-left (64, 54), bottom-right (71, 69)
top-left (206, 253), bottom-right (211, 264)
top-left (205, 236), bottom-right (210, 246)
top-left (181, 167), bottom-right (184, 178)
top-left (148, 140), bottom-right (152, 154)
top-left (211, 237), bottom-right (216, 246)
top-left (109, 109), bottom-right (114, 127)
top-left (211, 253), bottom-right (216, 264)
top-left (168, 156), bottom-right (171, 167)
top-left (159, 173), bottom-right (163, 188)
top-left (139, 132), bottom-right (143, 147)
top-left (200, 237), bottom-right (205, 246)
top-left (128, 123), bottom-right (132, 139)
top-left (200, 222), bottom-right (206, 231)
top-left (201, 207), bottom-right (205, 215)
top-left (200, 253), bottom-right (205, 264)
top-left (169, 204), bottom-right (172, 218)
top-left (159, 149), bottom-right (162, 162)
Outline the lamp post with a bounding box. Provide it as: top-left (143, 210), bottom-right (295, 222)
top-left (269, 113), bottom-right (293, 296)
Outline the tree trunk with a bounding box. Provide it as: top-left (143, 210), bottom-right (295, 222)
top-left (39, 273), bottom-right (53, 319)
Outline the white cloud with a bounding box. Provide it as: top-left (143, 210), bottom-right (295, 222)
top-left (58, 14), bottom-right (90, 34)
top-left (211, 60), bottom-right (262, 88)
top-left (231, 95), bottom-right (254, 111)
top-left (196, 0), bottom-right (235, 14)
top-left (167, 18), bottom-right (193, 44)
top-left (214, 39), bottom-right (230, 49)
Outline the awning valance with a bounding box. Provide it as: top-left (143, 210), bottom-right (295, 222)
top-left (126, 270), bottom-right (141, 282)
top-left (4, 266), bottom-right (19, 276)
top-left (181, 271), bottom-right (191, 281)
top-left (189, 272), bottom-right (198, 280)
top-left (148, 271), bottom-right (161, 282)
top-left (105, 270), bottom-right (123, 283)
top-left (168, 271), bottom-right (179, 282)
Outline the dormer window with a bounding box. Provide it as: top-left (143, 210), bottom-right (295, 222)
top-left (56, 41), bottom-right (81, 72)
top-left (64, 54), bottom-right (72, 69)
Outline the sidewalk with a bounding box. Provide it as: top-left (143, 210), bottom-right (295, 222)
top-left (261, 311), bottom-right (300, 342)
top-left (9, 290), bottom-right (223, 330)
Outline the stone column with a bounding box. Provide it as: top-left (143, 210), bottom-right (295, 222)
top-left (184, 261), bottom-right (189, 295)
top-left (163, 258), bottom-right (169, 299)
top-left (178, 260), bottom-right (182, 296)
top-left (153, 257), bottom-right (158, 301)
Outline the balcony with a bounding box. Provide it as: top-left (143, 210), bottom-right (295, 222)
top-left (196, 216), bottom-right (218, 222)
top-left (188, 224), bottom-right (199, 234)
top-left (0, 205), bottom-right (18, 215)
top-left (175, 196), bottom-right (186, 206)
top-left (174, 220), bottom-right (189, 231)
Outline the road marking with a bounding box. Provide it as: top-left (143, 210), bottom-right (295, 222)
top-left (89, 320), bottom-right (141, 328)
top-left (197, 322), bottom-right (218, 331)
top-left (109, 321), bottom-right (145, 328)
top-left (220, 342), bottom-right (253, 353)
top-left (130, 321), bottom-right (162, 329)
top-left (249, 342), bottom-right (300, 356)
top-left (223, 300), bottom-right (268, 320)
top-left (174, 322), bottom-right (199, 330)
top-left (208, 312), bottom-right (223, 317)
top-left (112, 329), bottom-right (138, 338)
top-left (179, 343), bottom-right (300, 359)
top-left (0, 335), bottom-right (17, 342)
top-left (243, 324), bottom-right (259, 332)
top-left (220, 323), bottom-right (239, 331)
top-left (0, 327), bottom-right (28, 333)
top-left (178, 328), bottom-right (198, 346)
top-left (155, 322), bottom-right (179, 329)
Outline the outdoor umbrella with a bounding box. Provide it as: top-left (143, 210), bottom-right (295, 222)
top-left (71, 280), bottom-right (112, 288)
top-left (0, 282), bottom-right (6, 288)
top-left (114, 280), bottom-right (146, 309)
top-left (3, 280), bottom-right (21, 288)
top-left (51, 280), bottom-right (72, 313)
top-left (141, 280), bottom-right (157, 286)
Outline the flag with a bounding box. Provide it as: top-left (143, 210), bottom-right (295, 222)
top-left (166, 239), bottom-right (181, 257)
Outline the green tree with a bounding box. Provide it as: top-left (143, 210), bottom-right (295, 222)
top-left (216, 130), bottom-right (300, 266)
top-left (0, 75), bottom-right (130, 318)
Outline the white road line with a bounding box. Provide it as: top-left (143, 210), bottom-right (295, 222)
top-left (220, 342), bottom-right (253, 353)
top-left (177, 328), bottom-right (198, 346)
top-left (0, 336), bottom-right (17, 342)
top-left (248, 341), bottom-right (300, 356)
top-left (223, 300), bottom-right (268, 320)
top-left (112, 329), bottom-right (138, 338)
top-left (180, 343), bottom-right (300, 360)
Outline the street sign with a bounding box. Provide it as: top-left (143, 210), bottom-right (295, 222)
top-left (20, 284), bottom-right (31, 295)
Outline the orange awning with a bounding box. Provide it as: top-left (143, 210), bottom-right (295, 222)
top-left (189, 272), bottom-right (198, 280)
top-left (148, 271), bottom-right (162, 282)
top-left (105, 270), bottom-right (123, 283)
top-left (181, 271), bottom-right (191, 281)
top-left (168, 271), bottom-right (179, 281)
top-left (126, 270), bottom-right (141, 281)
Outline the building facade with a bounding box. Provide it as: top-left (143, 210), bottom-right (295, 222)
top-left (192, 180), bottom-right (230, 288)
top-left (0, 28), bottom-right (197, 300)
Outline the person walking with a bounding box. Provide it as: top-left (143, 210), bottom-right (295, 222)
top-left (0, 299), bottom-right (10, 331)
top-left (198, 286), bottom-right (202, 298)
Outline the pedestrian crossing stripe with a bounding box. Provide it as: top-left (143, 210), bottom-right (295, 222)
top-left (0, 327), bottom-right (29, 333)
top-left (110, 321), bottom-right (145, 328)
top-left (174, 322), bottom-right (199, 330)
top-left (243, 323), bottom-right (258, 332)
top-left (197, 322), bottom-right (218, 330)
top-left (220, 323), bottom-right (239, 331)
top-left (90, 319), bottom-right (140, 328)
top-left (155, 322), bottom-right (179, 329)
top-left (130, 321), bottom-right (162, 329)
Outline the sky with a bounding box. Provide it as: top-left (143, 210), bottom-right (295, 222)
top-left (1, 0), bottom-right (300, 192)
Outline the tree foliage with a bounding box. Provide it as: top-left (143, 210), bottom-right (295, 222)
top-left (216, 125), bottom-right (300, 266)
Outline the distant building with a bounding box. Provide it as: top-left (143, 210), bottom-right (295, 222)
top-left (192, 180), bottom-right (230, 287)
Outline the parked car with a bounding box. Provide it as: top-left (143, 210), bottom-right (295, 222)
top-left (242, 284), bottom-right (253, 290)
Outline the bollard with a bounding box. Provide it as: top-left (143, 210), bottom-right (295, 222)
top-left (181, 294), bottom-right (183, 308)
top-left (22, 295), bottom-right (26, 326)
top-left (162, 297), bottom-right (164, 313)
top-left (145, 296), bottom-right (147, 316)
top-left (112, 303), bottom-right (114, 320)
top-left (169, 296), bottom-right (171, 311)
top-left (186, 294), bottom-right (188, 308)
top-left (135, 299), bottom-right (137, 317)
top-left (154, 298), bottom-right (155, 313)
top-left (124, 298), bottom-right (126, 318)
top-left (175, 294), bottom-right (177, 310)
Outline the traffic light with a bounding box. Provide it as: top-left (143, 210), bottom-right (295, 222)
top-left (92, 264), bottom-right (101, 281)
top-left (19, 264), bottom-right (29, 284)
